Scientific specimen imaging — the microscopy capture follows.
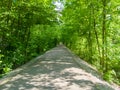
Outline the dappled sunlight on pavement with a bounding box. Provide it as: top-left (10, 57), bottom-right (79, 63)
top-left (0, 45), bottom-right (118, 90)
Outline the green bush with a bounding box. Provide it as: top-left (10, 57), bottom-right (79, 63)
top-left (103, 70), bottom-right (116, 83)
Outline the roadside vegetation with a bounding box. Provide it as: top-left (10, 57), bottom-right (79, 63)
top-left (0, 0), bottom-right (120, 85)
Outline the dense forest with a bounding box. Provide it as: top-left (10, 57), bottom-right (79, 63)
top-left (0, 0), bottom-right (120, 85)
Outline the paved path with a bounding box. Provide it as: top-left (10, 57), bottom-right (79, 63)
top-left (0, 45), bottom-right (118, 90)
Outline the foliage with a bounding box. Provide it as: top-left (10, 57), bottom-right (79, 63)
top-left (0, 0), bottom-right (120, 86)
top-left (61, 0), bottom-right (120, 85)
top-left (0, 0), bottom-right (58, 76)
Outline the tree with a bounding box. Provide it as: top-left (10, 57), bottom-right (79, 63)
top-left (0, 0), bottom-right (58, 75)
top-left (61, 0), bottom-right (120, 84)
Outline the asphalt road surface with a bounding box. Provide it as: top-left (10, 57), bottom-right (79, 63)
top-left (0, 45), bottom-right (119, 90)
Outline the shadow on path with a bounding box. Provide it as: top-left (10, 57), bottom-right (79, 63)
top-left (0, 45), bottom-right (116, 90)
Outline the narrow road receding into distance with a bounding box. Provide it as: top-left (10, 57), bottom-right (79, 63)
top-left (0, 45), bottom-right (118, 90)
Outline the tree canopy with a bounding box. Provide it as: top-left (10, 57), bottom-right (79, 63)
top-left (0, 0), bottom-right (120, 85)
